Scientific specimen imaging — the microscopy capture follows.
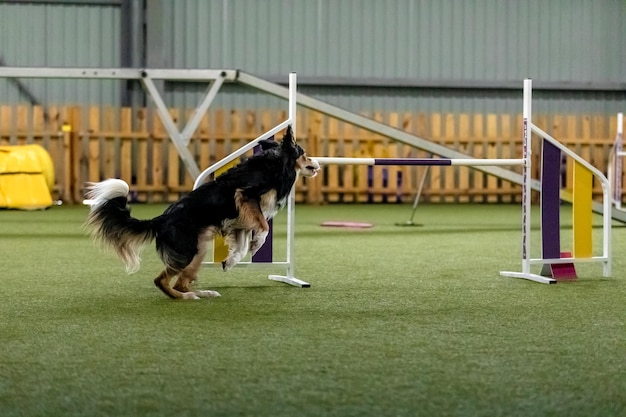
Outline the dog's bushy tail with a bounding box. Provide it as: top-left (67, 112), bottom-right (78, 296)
top-left (85, 179), bottom-right (155, 274)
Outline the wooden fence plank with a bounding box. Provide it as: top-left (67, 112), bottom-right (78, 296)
top-left (486, 114), bottom-right (498, 203)
top-left (88, 106), bottom-right (101, 183)
top-left (134, 108), bottom-right (149, 201)
top-left (32, 106), bottom-right (45, 146)
top-left (102, 107), bottom-right (117, 180)
top-left (16, 105), bottom-right (28, 145)
top-left (341, 121), bottom-right (355, 203)
top-left (429, 113), bottom-right (442, 202)
top-left (444, 114), bottom-right (456, 203)
top-left (472, 114), bottom-right (485, 203)
top-left (307, 110), bottom-right (323, 203)
top-left (68, 106), bottom-right (83, 203)
top-left (0, 106), bottom-right (13, 145)
top-left (457, 114), bottom-right (471, 203)
top-left (60, 107), bottom-right (72, 203)
top-left (152, 109), bottom-right (166, 202)
top-left (500, 114), bottom-right (514, 203)
top-left (387, 112), bottom-right (401, 203)
top-left (0, 105), bottom-right (619, 204)
top-left (120, 108), bottom-right (132, 184)
top-left (326, 117), bottom-right (340, 202)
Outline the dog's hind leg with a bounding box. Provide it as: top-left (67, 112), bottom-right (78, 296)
top-left (155, 228), bottom-right (218, 300)
top-left (154, 268), bottom-right (200, 300)
top-left (172, 271), bottom-right (195, 294)
top-left (179, 253), bottom-right (221, 299)
top-left (173, 235), bottom-right (221, 298)
top-left (173, 241), bottom-right (206, 293)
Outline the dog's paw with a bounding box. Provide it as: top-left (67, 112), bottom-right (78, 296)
top-left (249, 242), bottom-right (262, 256)
top-left (181, 292), bottom-right (201, 300)
top-left (222, 258), bottom-right (236, 271)
top-left (195, 290), bottom-right (221, 298)
top-left (249, 234), bottom-right (268, 255)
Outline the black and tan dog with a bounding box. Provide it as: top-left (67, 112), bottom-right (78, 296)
top-left (84, 126), bottom-right (320, 299)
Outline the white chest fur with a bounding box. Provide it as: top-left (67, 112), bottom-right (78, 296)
top-left (260, 189), bottom-right (288, 220)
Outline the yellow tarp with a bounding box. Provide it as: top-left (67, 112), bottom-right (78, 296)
top-left (0, 145), bottom-right (54, 210)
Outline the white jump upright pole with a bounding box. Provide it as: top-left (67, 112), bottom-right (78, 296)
top-left (500, 79), bottom-right (556, 284)
top-left (521, 79), bottom-right (534, 279)
top-left (268, 72), bottom-right (311, 287)
top-left (613, 112), bottom-right (624, 210)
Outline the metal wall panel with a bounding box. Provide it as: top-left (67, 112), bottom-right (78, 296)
top-left (190, 85), bottom-right (625, 118)
top-left (162, 0), bottom-right (625, 84)
top-left (0, 1), bottom-right (120, 105)
top-left (159, 0), bottom-right (625, 115)
top-left (0, 0), bottom-right (624, 116)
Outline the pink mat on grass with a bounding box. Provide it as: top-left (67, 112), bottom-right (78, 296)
top-left (320, 221), bottom-right (373, 229)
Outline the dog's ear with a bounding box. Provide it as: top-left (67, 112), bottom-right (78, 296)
top-left (258, 139), bottom-right (279, 151)
top-left (283, 125), bottom-right (295, 145)
top-left (281, 125), bottom-right (301, 157)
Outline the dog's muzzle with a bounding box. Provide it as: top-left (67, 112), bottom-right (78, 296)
top-left (305, 160), bottom-right (321, 177)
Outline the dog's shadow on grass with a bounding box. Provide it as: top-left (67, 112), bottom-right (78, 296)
top-left (200, 284), bottom-right (283, 290)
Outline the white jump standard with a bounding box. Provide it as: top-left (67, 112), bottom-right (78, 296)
top-left (499, 79), bottom-right (612, 284)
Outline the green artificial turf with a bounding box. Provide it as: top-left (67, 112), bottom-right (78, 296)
top-left (0, 203), bottom-right (625, 417)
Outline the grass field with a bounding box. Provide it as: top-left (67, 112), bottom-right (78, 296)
top-left (1, 202), bottom-right (625, 417)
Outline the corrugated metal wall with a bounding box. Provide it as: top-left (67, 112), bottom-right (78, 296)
top-left (0, 1), bottom-right (120, 104)
top-left (164, 0), bottom-right (625, 84)
top-left (0, 0), bottom-right (624, 115)
top-left (160, 0), bottom-right (626, 114)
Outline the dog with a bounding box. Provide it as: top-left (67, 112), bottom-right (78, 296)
top-left (84, 126), bottom-right (320, 299)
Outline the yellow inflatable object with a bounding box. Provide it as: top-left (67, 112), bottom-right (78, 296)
top-left (24, 144), bottom-right (55, 192)
top-left (0, 145), bottom-right (54, 210)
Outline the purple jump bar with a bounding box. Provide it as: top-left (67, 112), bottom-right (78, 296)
top-left (373, 158), bottom-right (452, 166)
top-left (313, 157), bottom-right (524, 167)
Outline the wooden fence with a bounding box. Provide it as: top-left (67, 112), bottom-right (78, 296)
top-left (0, 105), bottom-right (624, 204)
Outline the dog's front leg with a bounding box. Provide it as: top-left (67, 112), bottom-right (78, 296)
top-left (222, 230), bottom-right (250, 271)
top-left (249, 229), bottom-right (269, 256)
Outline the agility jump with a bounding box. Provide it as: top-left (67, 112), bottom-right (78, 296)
top-left (197, 76), bottom-right (611, 286)
top-left (194, 73), bottom-right (309, 288)
top-left (499, 79), bottom-right (611, 284)
top-left (316, 82), bottom-right (611, 284)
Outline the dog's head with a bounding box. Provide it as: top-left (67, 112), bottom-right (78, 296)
top-left (279, 126), bottom-right (320, 178)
